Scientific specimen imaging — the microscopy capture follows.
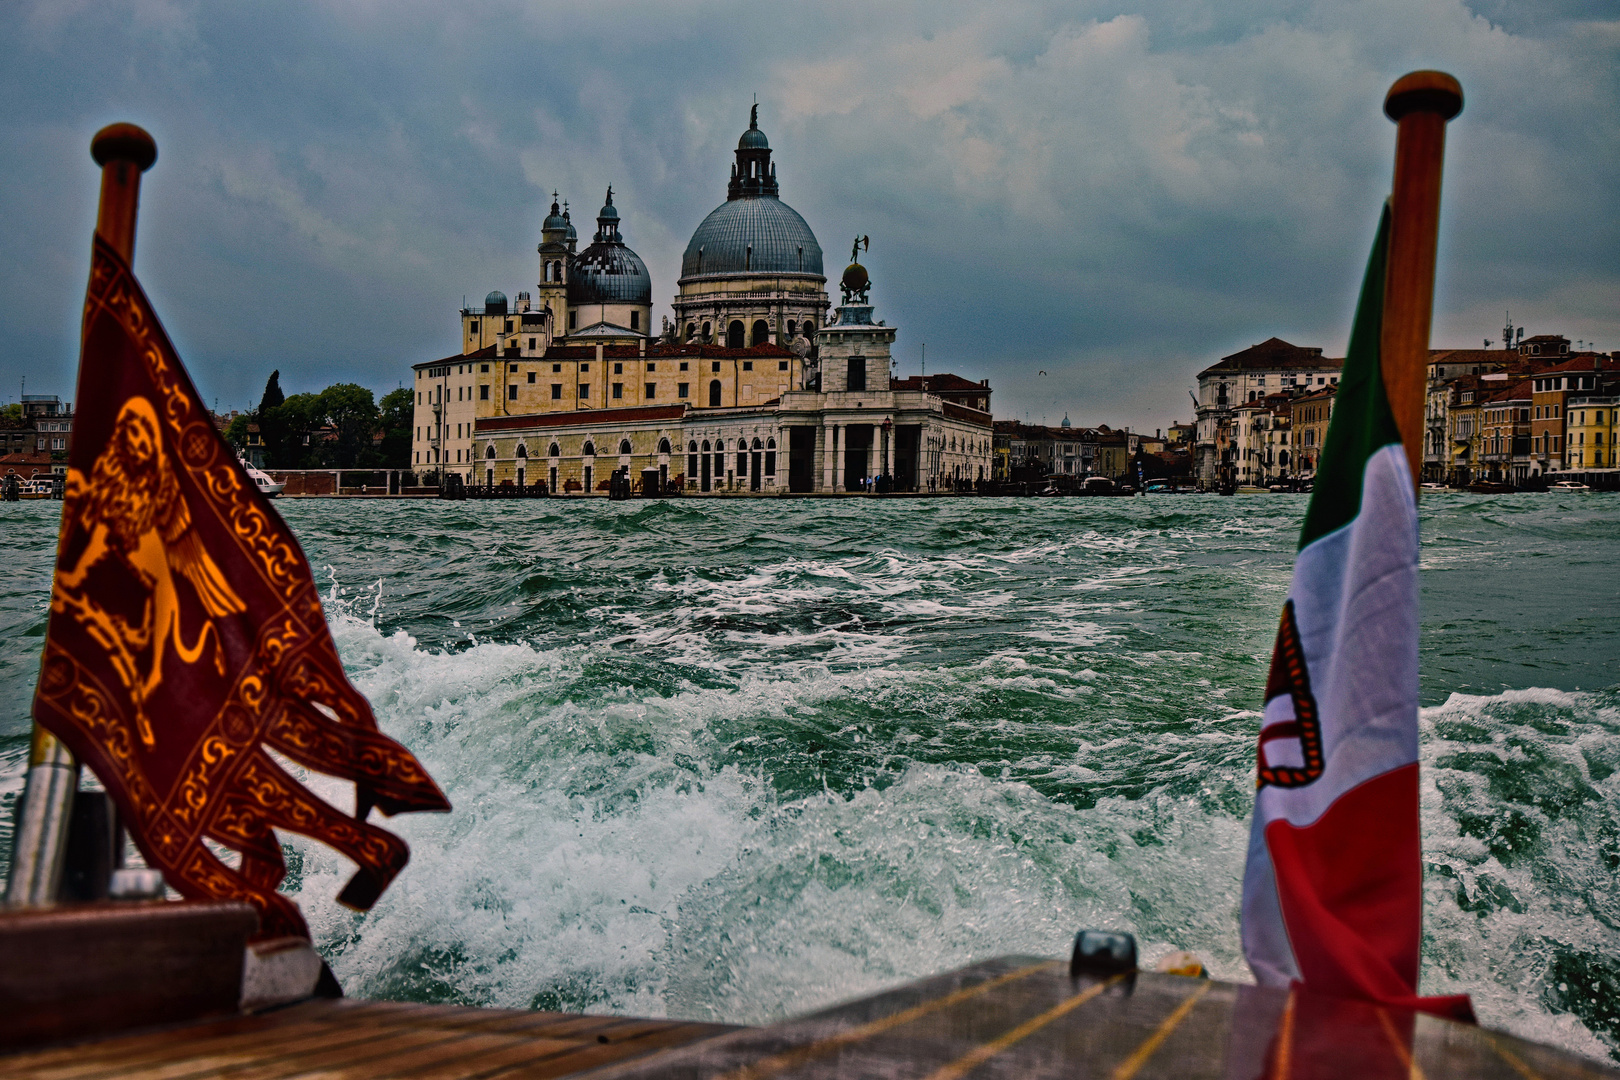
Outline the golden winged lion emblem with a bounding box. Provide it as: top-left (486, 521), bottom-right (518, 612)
top-left (52, 395), bottom-right (246, 748)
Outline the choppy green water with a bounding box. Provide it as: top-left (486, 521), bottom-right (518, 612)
top-left (2, 495), bottom-right (1617, 1060)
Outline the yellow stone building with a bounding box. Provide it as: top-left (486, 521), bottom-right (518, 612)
top-left (410, 108), bottom-right (994, 494)
top-left (1565, 393), bottom-right (1618, 470)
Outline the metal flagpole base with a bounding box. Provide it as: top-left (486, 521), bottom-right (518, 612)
top-left (5, 725), bottom-right (78, 908)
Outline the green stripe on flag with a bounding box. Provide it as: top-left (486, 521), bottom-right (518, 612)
top-left (1299, 203), bottom-right (1406, 550)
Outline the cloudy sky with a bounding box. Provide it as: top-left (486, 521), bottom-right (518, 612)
top-left (1, 1), bottom-right (1615, 432)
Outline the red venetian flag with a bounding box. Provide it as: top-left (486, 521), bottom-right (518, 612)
top-left (34, 232), bottom-right (449, 941)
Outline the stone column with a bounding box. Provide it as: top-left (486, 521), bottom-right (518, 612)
top-left (885, 421), bottom-right (895, 479)
top-left (833, 424), bottom-right (845, 492)
top-left (822, 422), bottom-right (835, 492)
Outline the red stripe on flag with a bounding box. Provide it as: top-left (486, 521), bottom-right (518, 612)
top-left (1265, 764), bottom-right (1474, 1022)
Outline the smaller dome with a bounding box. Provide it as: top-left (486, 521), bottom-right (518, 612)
top-left (484, 290), bottom-right (508, 315)
top-left (1060, 414), bottom-right (1072, 428)
top-left (840, 263), bottom-right (869, 294)
top-left (738, 103), bottom-right (770, 149)
top-left (542, 194), bottom-right (566, 232)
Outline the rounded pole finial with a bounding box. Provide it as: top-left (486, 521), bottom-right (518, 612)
top-left (1384, 71), bottom-right (1463, 123)
top-left (90, 123), bottom-right (157, 171)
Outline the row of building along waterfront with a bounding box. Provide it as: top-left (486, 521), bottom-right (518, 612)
top-left (1192, 330), bottom-right (1616, 489)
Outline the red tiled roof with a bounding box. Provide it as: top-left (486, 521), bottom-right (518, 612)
top-left (890, 374), bottom-right (989, 393)
top-left (475, 405), bottom-right (687, 432)
top-left (1200, 337), bottom-right (1340, 375)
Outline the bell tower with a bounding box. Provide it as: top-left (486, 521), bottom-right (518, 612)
top-left (537, 192), bottom-right (570, 344)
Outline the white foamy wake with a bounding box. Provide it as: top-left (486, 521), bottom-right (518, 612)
top-left (276, 607), bottom-right (1620, 1065)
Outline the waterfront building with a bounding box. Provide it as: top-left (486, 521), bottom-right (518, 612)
top-left (1424, 349), bottom-right (1512, 482)
top-left (1530, 356), bottom-right (1610, 475)
top-left (1232, 396), bottom-right (1293, 486)
top-left (1444, 375), bottom-right (1486, 486)
top-left (1193, 338), bottom-right (1341, 484)
top-left (1568, 390), bottom-right (1620, 469)
top-left (409, 107), bottom-right (996, 494)
top-left (1290, 386), bottom-right (1336, 477)
top-left (1480, 379), bottom-right (1534, 485)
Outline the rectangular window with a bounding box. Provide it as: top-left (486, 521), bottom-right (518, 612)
top-left (580, 363), bottom-right (589, 373)
top-left (480, 385), bottom-right (490, 400)
top-left (553, 363), bottom-right (562, 373)
top-left (847, 357), bottom-right (866, 393)
top-left (509, 364), bottom-right (518, 372)
top-left (647, 362), bottom-right (656, 372)
top-left (551, 384), bottom-right (562, 400)
top-left (630, 310), bottom-right (639, 330)
top-left (579, 384), bottom-right (589, 399)
top-left (742, 361), bottom-right (753, 371)
top-left (417, 391), bottom-right (422, 405)
top-left (569, 311), bottom-right (577, 329)
top-left (528, 371), bottom-right (536, 383)
top-left (470, 321), bottom-right (479, 334)
top-left (508, 385), bottom-right (517, 400)
top-left (712, 362), bottom-right (721, 373)
top-left (504, 320), bottom-right (513, 333)
top-left (481, 364), bottom-right (489, 372)
top-left (779, 361), bottom-right (788, 371)
top-left (614, 363), bottom-right (623, 374)
top-left (612, 383), bottom-right (624, 399)
top-left (528, 337), bottom-right (536, 350)
top-left (678, 383), bottom-right (689, 399)
top-left (680, 362), bottom-right (689, 371)
top-left (645, 383), bottom-right (656, 398)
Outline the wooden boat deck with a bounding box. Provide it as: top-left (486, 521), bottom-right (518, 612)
top-left (6, 956), bottom-right (1618, 1079)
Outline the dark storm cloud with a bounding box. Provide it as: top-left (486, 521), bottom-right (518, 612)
top-left (0, 1), bottom-right (1614, 431)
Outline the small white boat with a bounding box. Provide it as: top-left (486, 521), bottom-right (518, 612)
top-left (18, 478), bottom-right (55, 500)
top-left (1549, 480), bottom-right (1591, 492)
top-left (241, 460), bottom-right (285, 498)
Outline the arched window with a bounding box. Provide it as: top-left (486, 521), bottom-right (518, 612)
top-left (686, 323), bottom-right (696, 342)
top-left (709, 380), bottom-right (722, 407)
top-left (702, 321), bottom-right (712, 342)
top-left (701, 440), bottom-right (711, 452)
top-left (658, 437), bottom-right (672, 454)
top-left (548, 442), bottom-right (560, 458)
top-left (582, 441), bottom-right (596, 457)
top-left (485, 444), bottom-right (496, 459)
top-left (618, 439), bottom-right (632, 455)
top-left (786, 320), bottom-right (797, 339)
top-left (515, 444), bottom-right (527, 458)
top-left (801, 319), bottom-right (814, 336)
top-left (766, 437), bottom-right (776, 449)
top-left (727, 321), bottom-right (745, 349)
top-left (751, 320), bottom-right (769, 347)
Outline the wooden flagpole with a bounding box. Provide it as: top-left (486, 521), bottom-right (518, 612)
top-left (4, 124), bottom-right (156, 908)
top-left (1380, 71), bottom-right (1463, 493)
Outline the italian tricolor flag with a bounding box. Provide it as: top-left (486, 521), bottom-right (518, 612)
top-left (1240, 206), bottom-right (1472, 1022)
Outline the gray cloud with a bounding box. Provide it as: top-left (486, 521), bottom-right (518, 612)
top-left (0, 0), bottom-right (1614, 432)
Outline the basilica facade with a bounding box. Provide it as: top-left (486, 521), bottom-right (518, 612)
top-left (409, 108), bottom-right (993, 494)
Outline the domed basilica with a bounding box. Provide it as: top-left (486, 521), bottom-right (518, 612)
top-left (410, 107), bottom-right (993, 497)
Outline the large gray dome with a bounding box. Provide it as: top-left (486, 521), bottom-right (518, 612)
top-left (681, 196), bottom-right (824, 280)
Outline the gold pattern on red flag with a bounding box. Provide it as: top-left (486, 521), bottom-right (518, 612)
top-left (34, 236), bottom-right (449, 940)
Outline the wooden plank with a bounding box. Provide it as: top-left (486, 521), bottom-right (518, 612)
top-left (0, 900), bottom-right (257, 1051)
top-left (583, 959), bottom-right (1620, 1080)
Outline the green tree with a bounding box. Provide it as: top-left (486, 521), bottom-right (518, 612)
top-left (269, 392), bottom-right (323, 467)
top-left (1, 403), bottom-right (22, 425)
top-left (377, 387), bottom-right (413, 468)
top-left (316, 383), bottom-right (378, 469)
top-left (256, 370), bottom-right (290, 466)
top-left (225, 413), bottom-right (252, 452)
